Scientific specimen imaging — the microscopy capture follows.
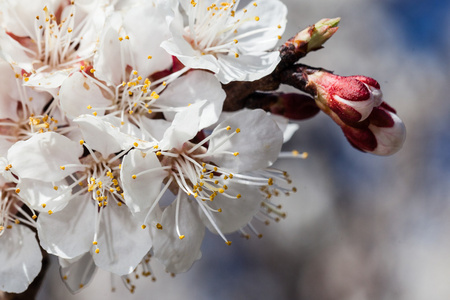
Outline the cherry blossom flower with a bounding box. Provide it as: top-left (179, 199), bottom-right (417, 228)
top-left (0, 0), bottom-right (106, 90)
top-left (161, 0), bottom-right (287, 83)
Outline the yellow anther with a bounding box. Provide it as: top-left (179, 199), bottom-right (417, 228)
top-left (147, 55), bottom-right (153, 59)
top-left (80, 66), bottom-right (85, 71)
top-left (132, 174), bottom-right (137, 179)
top-left (156, 151), bottom-right (162, 156)
top-left (48, 210), bottom-right (53, 215)
top-left (179, 235), bottom-right (185, 240)
top-left (229, 173), bottom-right (233, 179)
top-left (292, 150), bottom-right (299, 156)
top-left (236, 194), bottom-right (241, 198)
top-left (233, 152), bottom-right (239, 156)
top-left (277, 24), bottom-right (282, 29)
top-left (141, 225), bottom-right (147, 229)
top-left (223, 185), bottom-right (228, 190)
top-left (118, 37), bottom-right (123, 41)
top-left (235, 128), bottom-right (241, 133)
top-left (15, 219), bottom-right (20, 224)
top-left (67, 28), bottom-right (73, 33)
top-left (15, 74), bottom-right (20, 78)
top-left (162, 81), bottom-right (167, 86)
top-left (59, 165), bottom-right (66, 171)
top-left (209, 173), bottom-right (214, 179)
top-left (253, 2), bottom-right (257, 6)
top-left (254, 16), bottom-right (260, 21)
top-left (98, 202), bottom-right (102, 207)
top-left (32, 215), bottom-right (37, 220)
top-left (95, 248), bottom-right (100, 254)
top-left (292, 187), bottom-right (297, 192)
top-left (226, 126), bottom-right (231, 131)
top-left (92, 241), bottom-right (98, 245)
top-left (268, 178), bottom-right (273, 186)
top-left (235, 53), bottom-right (239, 58)
top-left (218, 208), bottom-right (222, 212)
top-left (147, 109), bottom-right (153, 114)
top-left (93, 111), bottom-right (97, 116)
top-left (302, 152), bottom-right (309, 159)
top-left (214, 180), bottom-right (219, 184)
top-left (15, 188), bottom-right (20, 194)
top-left (226, 241), bottom-right (232, 246)
top-left (277, 35), bottom-right (282, 40)
top-left (137, 76), bottom-right (142, 80)
top-left (53, 186), bottom-right (58, 190)
top-left (194, 193), bottom-right (198, 198)
top-left (125, 35), bottom-right (130, 40)
top-left (109, 188), bottom-right (114, 192)
top-left (156, 223), bottom-right (163, 230)
top-left (218, 188), bottom-right (225, 194)
top-left (63, 275), bottom-right (68, 280)
top-left (24, 77), bottom-right (29, 82)
top-left (90, 68), bottom-right (95, 73)
top-left (214, 167), bottom-right (218, 171)
top-left (133, 142), bottom-right (138, 147)
top-left (118, 202), bottom-right (122, 206)
top-left (36, 16), bottom-right (40, 20)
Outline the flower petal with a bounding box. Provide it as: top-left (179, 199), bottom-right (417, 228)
top-left (60, 72), bottom-right (112, 119)
top-left (59, 253), bottom-right (97, 294)
top-left (92, 203), bottom-right (152, 275)
top-left (161, 70), bottom-right (225, 129)
top-left (121, 149), bottom-right (168, 215)
top-left (37, 194), bottom-right (95, 259)
top-left (207, 109), bottom-right (283, 173)
top-left (0, 225), bottom-right (42, 293)
top-left (7, 132), bottom-right (84, 182)
top-left (152, 196), bottom-right (205, 273)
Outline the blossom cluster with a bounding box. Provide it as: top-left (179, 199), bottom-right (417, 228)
top-left (0, 0), bottom-right (295, 294)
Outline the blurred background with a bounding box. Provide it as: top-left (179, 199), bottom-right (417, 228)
top-left (37, 0), bottom-right (450, 299)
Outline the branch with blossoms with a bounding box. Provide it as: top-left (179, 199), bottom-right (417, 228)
top-left (0, 0), bottom-right (405, 298)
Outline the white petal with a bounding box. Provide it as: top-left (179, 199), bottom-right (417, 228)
top-left (59, 253), bottom-right (97, 294)
top-left (7, 132), bottom-right (84, 182)
top-left (138, 117), bottom-right (172, 142)
top-left (161, 70), bottom-right (225, 129)
top-left (37, 194), bottom-right (95, 259)
top-left (60, 72), bottom-right (112, 119)
top-left (159, 100), bottom-right (206, 150)
top-left (216, 51), bottom-right (280, 84)
top-left (92, 203), bottom-right (152, 275)
top-left (0, 225), bottom-right (42, 293)
top-left (152, 197), bottom-right (205, 273)
top-left (199, 182), bottom-right (262, 234)
top-left (161, 38), bottom-right (220, 73)
top-left (74, 115), bottom-right (153, 158)
top-left (207, 109), bottom-right (283, 173)
top-left (122, 2), bottom-right (173, 77)
top-left (121, 149), bottom-right (168, 215)
top-left (0, 60), bottom-right (20, 121)
top-left (24, 69), bottom-right (74, 89)
top-left (235, 0), bottom-right (287, 53)
top-left (17, 178), bottom-right (72, 213)
top-left (93, 14), bottom-right (124, 86)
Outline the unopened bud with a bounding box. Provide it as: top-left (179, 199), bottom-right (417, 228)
top-left (279, 18), bottom-right (340, 66)
top-left (307, 71), bottom-right (383, 125)
top-left (341, 102), bottom-right (406, 156)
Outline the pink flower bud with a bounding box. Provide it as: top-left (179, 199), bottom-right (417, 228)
top-left (308, 71), bottom-right (383, 126)
top-left (341, 103), bottom-right (406, 156)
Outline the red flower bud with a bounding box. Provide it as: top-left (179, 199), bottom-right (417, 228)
top-left (341, 103), bottom-right (406, 156)
top-left (308, 71), bottom-right (383, 126)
